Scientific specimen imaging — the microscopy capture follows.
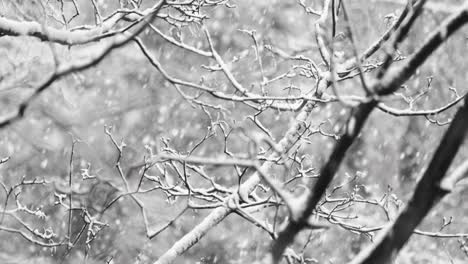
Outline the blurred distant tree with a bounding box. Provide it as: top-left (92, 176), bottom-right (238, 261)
top-left (2, 1), bottom-right (468, 264)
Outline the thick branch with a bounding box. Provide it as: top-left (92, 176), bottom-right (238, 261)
top-left (350, 96), bottom-right (468, 264)
top-left (271, 3), bottom-right (468, 262)
top-left (0, 10), bottom-right (142, 45)
top-left (374, 5), bottom-right (468, 95)
top-left (271, 100), bottom-right (376, 263)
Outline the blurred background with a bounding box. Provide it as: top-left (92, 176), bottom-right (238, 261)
top-left (1, 0), bottom-right (468, 263)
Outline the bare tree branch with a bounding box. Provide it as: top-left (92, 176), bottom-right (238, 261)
top-left (350, 96), bottom-right (468, 264)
